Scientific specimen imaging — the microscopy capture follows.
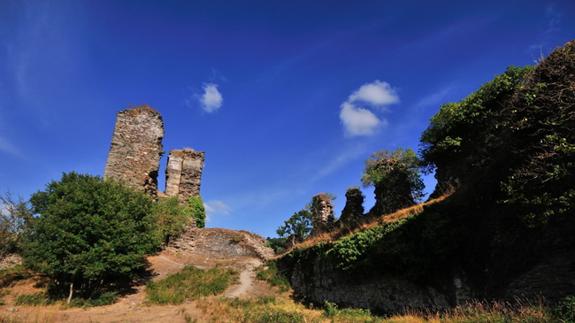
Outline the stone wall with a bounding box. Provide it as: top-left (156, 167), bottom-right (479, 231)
top-left (310, 193), bottom-right (334, 236)
top-left (165, 148), bottom-right (205, 203)
top-left (338, 187), bottom-right (365, 227)
top-left (104, 106), bottom-right (164, 196)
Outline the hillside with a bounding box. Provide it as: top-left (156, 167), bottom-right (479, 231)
top-left (276, 40), bottom-right (575, 315)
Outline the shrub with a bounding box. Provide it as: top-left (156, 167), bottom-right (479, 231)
top-left (0, 194), bottom-right (33, 257)
top-left (256, 262), bottom-right (290, 292)
top-left (22, 172), bottom-right (159, 302)
top-left (187, 196), bottom-right (206, 228)
top-left (0, 265), bottom-right (30, 288)
top-left (146, 266), bottom-right (237, 304)
top-left (362, 149), bottom-right (424, 215)
top-left (553, 295), bottom-right (575, 323)
top-left (153, 197), bottom-right (193, 244)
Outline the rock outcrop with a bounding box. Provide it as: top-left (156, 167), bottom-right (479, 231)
top-left (165, 148), bottom-right (205, 203)
top-left (104, 106), bottom-right (164, 196)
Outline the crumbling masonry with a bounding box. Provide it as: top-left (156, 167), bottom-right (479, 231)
top-left (104, 106), bottom-right (164, 196)
top-left (165, 149), bottom-right (205, 203)
top-left (104, 106), bottom-right (205, 201)
top-left (310, 193), bottom-right (335, 236)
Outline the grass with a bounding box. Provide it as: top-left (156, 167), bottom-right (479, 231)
top-left (284, 194), bottom-right (451, 254)
top-left (146, 265), bottom-right (237, 304)
top-left (14, 292), bottom-right (52, 306)
top-left (0, 289), bottom-right (8, 306)
top-left (0, 265), bottom-right (30, 288)
top-left (256, 262), bottom-right (290, 292)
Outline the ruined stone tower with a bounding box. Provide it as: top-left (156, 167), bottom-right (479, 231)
top-left (310, 193), bottom-right (335, 236)
top-left (165, 148), bottom-right (205, 203)
top-left (104, 106), bottom-right (164, 196)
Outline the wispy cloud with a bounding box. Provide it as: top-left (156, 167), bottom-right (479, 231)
top-left (0, 136), bottom-right (22, 158)
top-left (339, 80), bottom-right (398, 137)
top-left (204, 200), bottom-right (231, 218)
top-left (415, 86), bottom-right (453, 109)
top-left (198, 83), bottom-right (223, 113)
top-left (311, 143), bottom-right (369, 182)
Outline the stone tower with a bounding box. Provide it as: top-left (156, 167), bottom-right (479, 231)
top-left (165, 148), bottom-right (205, 203)
top-left (104, 106), bottom-right (164, 196)
top-left (310, 193), bottom-right (335, 236)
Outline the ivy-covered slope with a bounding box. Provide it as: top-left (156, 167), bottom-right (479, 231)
top-left (278, 40), bottom-right (575, 314)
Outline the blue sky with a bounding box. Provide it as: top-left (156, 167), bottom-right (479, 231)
top-left (1, 1), bottom-right (574, 237)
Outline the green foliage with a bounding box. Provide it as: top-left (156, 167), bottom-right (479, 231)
top-left (146, 266), bottom-right (237, 304)
top-left (420, 66), bottom-right (532, 191)
top-left (323, 301), bottom-right (376, 321)
top-left (553, 295), bottom-right (575, 323)
top-left (256, 262), bottom-right (290, 292)
top-left (187, 196), bottom-right (206, 228)
top-left (68, 291), bottom-right (118, 307)
top-left (152, 197), bottom-right (193, 245)
top-left (266, 237), bottom-right (288, 254)
top-left (14, 292), bottom-right (52, 306)
top-left (0, 194), bottom-right (33, 257)
top-left (276, 209), bottom-right (313, 245)
top-left (362, 148), bottom-right (424, 215)
top-left (328, 219), bottom-right (407, 270)
top-left (22, 172), bottom-right (159, 299)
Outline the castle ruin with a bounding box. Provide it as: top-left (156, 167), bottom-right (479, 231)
top-left (104, 106), bottom-right (205, 201)
top-left (310, 193), bottom-right (335, 236)
top-left (104, 106), bottom-right (164, 196)
top-left (165, 148), bottom-right (205, 203)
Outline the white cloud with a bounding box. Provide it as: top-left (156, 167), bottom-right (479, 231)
top-left (339, 80), bottom-right (398, 137)
top-left (348, 80), bottom-right (399, 107)
top-left (199, 83), bottom-right (223, 113)
top-left (339, 102), bottom-right (381, 136)
top-left (204, 200), bottom-right (231, 218)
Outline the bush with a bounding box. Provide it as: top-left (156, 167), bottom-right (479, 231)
top-left (22, 172), bottom-right (159, 302)
top-left (256, 262), bottom-right (290, 292)
top-left (553, 296), bottom-right (575, 323)
top-left (362, 149), bottom-right (424, 215)
top-left (0, 265), bottom-right (31, 288)
top-left (187, 196), bottom-right (206, 228)
top-left (0, 194), bottom-right (33, 257)
top-left (153, 197), bottom-right (193, 245)
top-left (146, 266), bottom-right (237, 304)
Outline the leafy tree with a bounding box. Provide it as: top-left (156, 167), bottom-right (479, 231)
top-left (0, 193), bottom-right (33, 257)
top-left (362, 148), bottom-right (424, 215)
top-left (188, 196), bottom-right (206, 228)
top-left (420, 66), bottom-right (531, 195)
top-left (152, 197), bottom-right (193, 245)
top-left (22, 173), bottom-right (158, 302)
top-left (276, 209), bottom-right (313, 246)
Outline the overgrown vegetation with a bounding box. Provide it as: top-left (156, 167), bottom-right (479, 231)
top-left (153, 197), bottom-right (194, 244)
top-left (256, 262), bottom-right (290, 292)
top-left (22, 172), bottom-right (159, 303)
top-left (279, 40), bottom-right (575, 314)
top-left (146, 266), bottom-right (237, 304)
top-left (188, 196), bottom-right (206, 228)
top-left (276, 209), bottom-right (313, 248)
top-left (362, 148), bottom-right (424, 215)
top-left (0, 265), bottom-right (30, 289)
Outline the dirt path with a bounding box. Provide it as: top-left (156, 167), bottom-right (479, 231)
top-left (224, 258), bottom-right (262, 298)
top-left (0, 228), bottom-right (275, 322)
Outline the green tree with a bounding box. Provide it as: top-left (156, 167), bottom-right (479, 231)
top-left (22, 173), bottom-right (158, 302)
top-left (0, 193), bottom-right (33, 256)
top-left (276, 209), bottom-right (313, 246)
top-left (362, 148), bottom-right (424, 216)
top-left (188, 196), bottom-right (206, 228)
top-left (420, 66), bottom-right (531, 195)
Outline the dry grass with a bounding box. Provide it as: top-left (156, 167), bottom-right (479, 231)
top-left (280, 194), bottom-right (451, 255)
